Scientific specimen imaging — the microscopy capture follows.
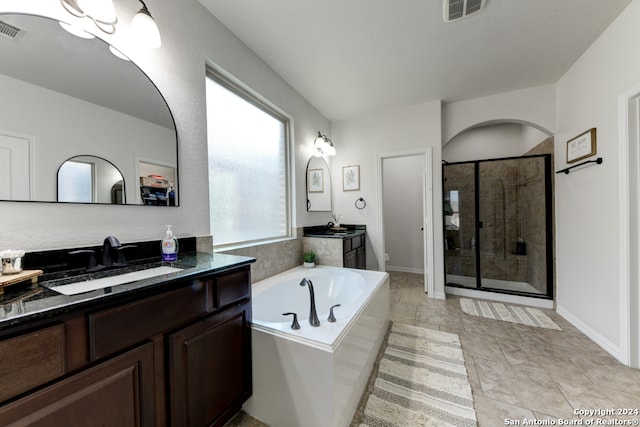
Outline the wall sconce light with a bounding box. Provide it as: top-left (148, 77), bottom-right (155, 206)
top-left (59, 0), bottom-right (161, 48)
top-left (131, 0), bottom-right (161, 48)
top-left (314, 131), bottom-right (336, 156)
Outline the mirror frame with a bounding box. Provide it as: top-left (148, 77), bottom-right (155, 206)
top-left (306, 155), bottom-right (332, 212)
top-left (0, 12), bottom-right (179, 207)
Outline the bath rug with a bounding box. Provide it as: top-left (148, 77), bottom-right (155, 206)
top-left (459, 298), bottom-right (562, 331)
top-left (359, 323), bottom-right (477, 427)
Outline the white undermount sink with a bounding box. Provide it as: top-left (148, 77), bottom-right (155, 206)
top-left (48, 266), bottom-right (184, 296)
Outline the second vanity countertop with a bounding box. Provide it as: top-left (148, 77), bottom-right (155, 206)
top-left (0, 252), bottom-right (255, 332)
top-left (303, 224), bottom-right (366, 239)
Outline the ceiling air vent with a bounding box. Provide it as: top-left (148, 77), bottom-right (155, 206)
top-left (444, 0), bottom-right (486, 23)
top-left (0, 20), bottom-right (24, 42)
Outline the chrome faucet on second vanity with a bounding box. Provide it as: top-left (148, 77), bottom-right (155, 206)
top-left (299, 277), bottom-right (320, 327)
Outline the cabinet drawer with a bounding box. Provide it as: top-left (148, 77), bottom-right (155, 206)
top-left (0, 342), bottom-right (155, 427)
top-left (0, 324), bottom-right (65, 403)
top-left (211, 267), bottom-right (251, 310)
top-left (352, 234), bottom-right (364, 249)
top-left (89, 285), bottom-right (206, 361)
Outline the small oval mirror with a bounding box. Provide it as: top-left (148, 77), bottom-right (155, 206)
top-left (57, 155), bottom-right (125, 204)
top-left (306, 156), bottom-right (332, 211)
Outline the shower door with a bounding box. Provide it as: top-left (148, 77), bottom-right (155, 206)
top-left (443, 162), bottom-right (477, 289)
top-left (444, 155), bottom-right (553, 298)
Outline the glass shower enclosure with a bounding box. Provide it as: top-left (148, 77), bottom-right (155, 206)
top-left (443, 154), bottom-right (553, 299)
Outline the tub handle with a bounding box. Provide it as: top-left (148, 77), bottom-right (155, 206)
top-left (282, 312), bottom-right (301, 330)
top-left (328, 304), bottom-right (341, 323)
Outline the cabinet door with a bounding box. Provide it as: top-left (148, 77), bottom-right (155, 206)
top-left (344, 249), bottom-right (357, 268)
top-left (356, 246), bottom-right (366, 269)
top-left (0, 343), bottom-right (155, 426)
top-left (169, 304), bottom-right (251, 427)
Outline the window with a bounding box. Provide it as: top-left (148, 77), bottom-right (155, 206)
top-left (58, 160), bottom-right (94, 203)
top-left (205, 69), bottom-right (291, 248)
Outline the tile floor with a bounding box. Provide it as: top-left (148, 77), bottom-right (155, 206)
top-left (229, 271), bottom-right (640, 426)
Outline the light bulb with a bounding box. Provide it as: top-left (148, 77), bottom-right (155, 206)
top-left (131, 8), bottom-right (161, 48)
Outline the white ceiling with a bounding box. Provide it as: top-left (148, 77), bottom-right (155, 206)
top-left (198, 0), bottom-right (632, 122)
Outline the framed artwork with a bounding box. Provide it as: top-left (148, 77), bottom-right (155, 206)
top-left (307, 168), bottom-right (324, 192)
top-left (566, 128), bottom-right (597, 163)
top-left (342, 165), bottom-right (360, 191)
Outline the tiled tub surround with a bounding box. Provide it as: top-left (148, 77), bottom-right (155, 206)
top-left (222, 229), bottom-right (304, 283)
top-left (245, 266), bottom-right (390, 427)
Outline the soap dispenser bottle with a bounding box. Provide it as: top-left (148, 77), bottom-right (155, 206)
top-left (161, 225), bottom-right (179, 262)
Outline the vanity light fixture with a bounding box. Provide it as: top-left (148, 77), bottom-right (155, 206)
top-left (60, 0), bottom-right (161, 48)
top-left (131, 0), bottom-right (161, 48)
top-left (314, 131), bottom-right (336, 156)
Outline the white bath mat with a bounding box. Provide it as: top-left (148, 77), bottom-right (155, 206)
top-left (359, 323), bottom-right (477, 427)
top-left (460, 298), bottom-right (562, 331)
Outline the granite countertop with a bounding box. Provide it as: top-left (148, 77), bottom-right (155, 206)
top-left (303, 224), bottom-right (366, 239)
top-left (0, 252), bottom-right (255, 332)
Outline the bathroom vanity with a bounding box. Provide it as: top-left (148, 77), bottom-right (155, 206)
top-left (303, 225), bottom-right (366, 269)
top-left (0, 250), bottom-right (255, 427)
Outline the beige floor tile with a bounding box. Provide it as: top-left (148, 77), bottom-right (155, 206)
top-left (473, 395), bottom-right (535, 427)
top-left (459, 332), bottom-right (508, 362)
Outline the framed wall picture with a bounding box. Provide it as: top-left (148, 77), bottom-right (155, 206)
top-left (307, 168), bottom-right (324, 193)
top-left (342, 165), bottom-right (360, 191)
top-left (566, 128), bottom-right (597, 163)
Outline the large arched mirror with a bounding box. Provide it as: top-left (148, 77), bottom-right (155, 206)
top-left (306, 156), bottom-right (332, 211)
top-left (0, 13), bottom-right (178, 205)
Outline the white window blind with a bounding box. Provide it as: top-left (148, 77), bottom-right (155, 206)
top-left (206, 70), bottom-right (290, 247)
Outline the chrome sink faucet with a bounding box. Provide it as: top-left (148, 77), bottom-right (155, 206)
top-left (299, 277), bottom-right (320, 327)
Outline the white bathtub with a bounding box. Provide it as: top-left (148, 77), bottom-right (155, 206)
top-left (244, 265), bottom-right (390, 427)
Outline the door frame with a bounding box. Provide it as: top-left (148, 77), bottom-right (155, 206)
top-left (618, 85), bottom-right (640, 368)
top-left (377, 148), bottom-right (435, 297)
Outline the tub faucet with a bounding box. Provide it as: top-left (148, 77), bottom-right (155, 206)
top-left (299, 277), bottom-right (320, 327)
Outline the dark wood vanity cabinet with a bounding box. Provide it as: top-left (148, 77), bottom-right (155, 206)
top-left (0, 264), bottom-right (253, 427)
top-left (344, 233), bottom-right (366, 269)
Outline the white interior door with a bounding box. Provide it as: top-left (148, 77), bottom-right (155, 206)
top-left (378, 148), bottom-right (435, 296)
top-left (0, 132), bottom-right (32, 200)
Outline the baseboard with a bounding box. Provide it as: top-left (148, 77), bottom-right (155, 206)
top-left (386, 265), bottom-right (424, 274)
top-left (445, 286), bottom-right (554, 309)
top-left (556, 304), bottom-right (627, 364)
